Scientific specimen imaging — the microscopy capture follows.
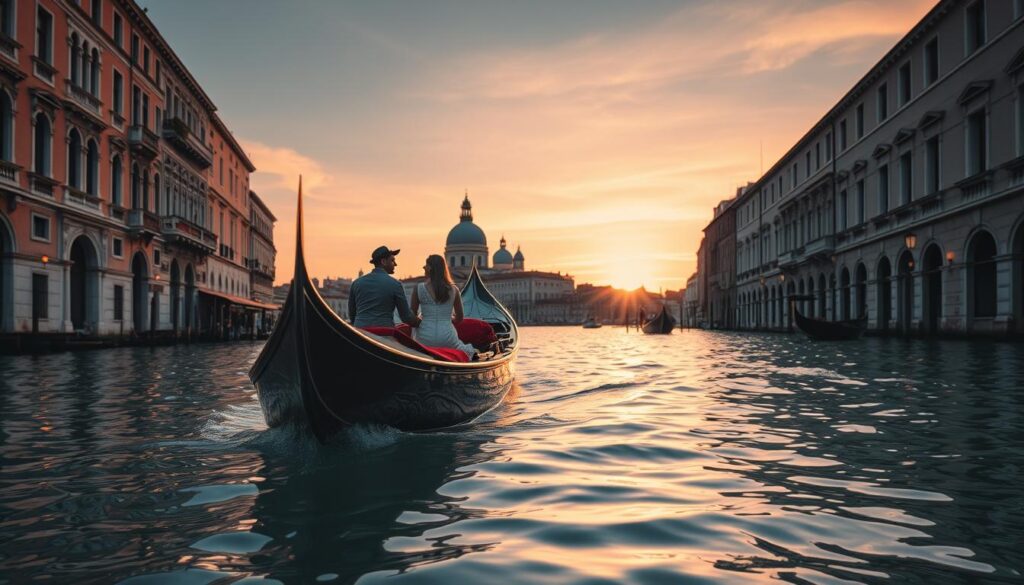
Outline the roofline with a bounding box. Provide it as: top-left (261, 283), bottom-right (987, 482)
top-left (213, 114), bottom-right (256, 172)
top-left (736, 0), bottom-right (953, 204)
top-left (249, 191), bottom-right (276, 222)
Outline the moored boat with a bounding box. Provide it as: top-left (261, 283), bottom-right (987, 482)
top-left (248, 181), bottom-right (519, 442)
top-left (641, 306), bottom-right (675, 334)
top-left (582, 317), bottom-right (602, 329)
top-left (793, 306), bottom-right (867, 341)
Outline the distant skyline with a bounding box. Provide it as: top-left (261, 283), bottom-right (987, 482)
top-left (141, 0), bottom-right (935, 290)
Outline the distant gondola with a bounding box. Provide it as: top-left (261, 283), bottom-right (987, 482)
top-left (582, 317), bottom-right (602, 329)
top-left (641, 305), bottom-right (676, 334)
top-left (793, 306), bottom-right (867, 341)
top-left (248, 181), bottom-right (518, 443)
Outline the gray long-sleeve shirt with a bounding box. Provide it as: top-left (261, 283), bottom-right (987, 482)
top-left (348, 268), bottom-right (416, 328)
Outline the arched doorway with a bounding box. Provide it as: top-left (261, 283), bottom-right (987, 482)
top-left (877, 257), bottom-right (892, 331)
top-left (840, 267), bottom-right (851, 320)
top-left (797, 280), bottom-right (805, 317)
top-left (817, 274), bottom-right (827, 320)
top-left (967, 230), bottom-right (997, 324)
top-left (69, 236), bottom-right (99, 332)
top-left (170, 260), bottom-right (181, 333)
top-left (0, 214), bottom-right (12, 332)
top-left (131, 252), bottom-right (148, 333)
top-left (855, 263), bottom-right (868, 320)
top-left (806, 277), bottom-right (816, 317)
top-left (1013, 223), bottom-right (1024, 334)
top-left (184, 264), bottom-right (195, 334)
top-left (897, 250), bottom-right (915, 334)
top-left (922, 244), bottom-right (943, 334)
top-left (829, 273), bottom-right (837, 321)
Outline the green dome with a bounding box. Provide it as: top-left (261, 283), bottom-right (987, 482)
top-left (493, 247), bottom-right (513, 264)
top-left (446, 221), bottom-right (487, 246)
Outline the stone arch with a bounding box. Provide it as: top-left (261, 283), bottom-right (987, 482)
top-left (840, 266), bottom-right (851, 320)
top-left (897, 249), bottom-right (915, 334)
top-left (68, 234), bottom-right (100, 331)
top-left (817, 273), bottom-right (827, 320)
top-left (184, 264), bottom-right (196, 333)
top-left (877, 256), bottom-right (892, 331)
top-left (966, 229), bottom-right (998, 322)
top-left (33, 110), bottom-right (53, 175)
top-left (170, 260), bottom-right (181, 332)
top-left (855, 262), bottom-right (868, 319)
top-left (922, 243), bottom-right (943, 334)
top-left (131, 251), bottom-right (149, 333)
top-left (0, 211), bottom-right (14, 331)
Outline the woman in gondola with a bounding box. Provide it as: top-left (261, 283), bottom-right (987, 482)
top-left (411, 255), bottom-right (477, 358)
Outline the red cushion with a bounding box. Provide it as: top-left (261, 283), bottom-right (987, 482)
top-left (361, 326), bottom-right (468, 362)
top-left (455, 318), bottom-right (497, 349)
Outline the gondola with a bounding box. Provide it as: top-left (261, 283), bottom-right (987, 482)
top-left (582, 317), bottom-right (602, 329)
top-left (641, 305), bottom-right (675, 334)
top-left (793, 306), bottom-right (867, 341)
top-left (248, 181), bottom-right (518, 443)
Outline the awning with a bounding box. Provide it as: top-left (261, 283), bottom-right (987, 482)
top-left (199, 289), bottom-right (280, 311)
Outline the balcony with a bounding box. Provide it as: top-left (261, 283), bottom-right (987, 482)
top-left (803, 236), bottom-right (834, 259)
top-left (162, 117), bottom-right (213, 169)
top-left (162, 215), bottom-right (217, 255)
top-left (64, 79), bottom-right (103, 118)
top-left (0, 159), bottom-right (21, 186)
top-left (65, 186), bottom-right (102, 212)
top-left (778, 249), bottom-right (800, 269)
top-left (127, 209), bottom-right (161, 240)
top-left (28, 172), bottom-right (58, 197)
top-left (219, 243), bottom-right (236, 261)
top-left (128, 125), bottom-right (160, 160)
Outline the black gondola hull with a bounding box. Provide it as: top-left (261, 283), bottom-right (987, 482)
top-left (642, 306), bottom-right (676, 334)
top-left (793, 308), bottom-right (867, 341)
top-left (249, 184), bottom-right (518, 442)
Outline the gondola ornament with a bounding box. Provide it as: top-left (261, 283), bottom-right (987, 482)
top-left (249, 178), bottom-right (519, 442)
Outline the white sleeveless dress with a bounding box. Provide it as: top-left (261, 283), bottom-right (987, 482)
top-left (414, 283), bottom-right (476, 356)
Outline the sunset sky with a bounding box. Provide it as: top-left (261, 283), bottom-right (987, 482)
top-left (141, 0), bottom-right (936, 290)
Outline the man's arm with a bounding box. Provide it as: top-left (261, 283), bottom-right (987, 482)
top-left (393, 282), bottom-right (420, 326)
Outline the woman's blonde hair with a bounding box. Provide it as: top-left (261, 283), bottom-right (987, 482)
top-left (425, 254), bottom-right (454, 303)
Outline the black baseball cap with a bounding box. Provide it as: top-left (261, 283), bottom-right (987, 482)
top-left (370, 246), bottom-right (400, 264)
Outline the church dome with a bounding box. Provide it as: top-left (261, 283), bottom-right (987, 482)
top-left (493, 236), bottom-right (513, 265)
top-left (446, 195), bottom-right (487, 246)
top-left (513, 247), bottom-right (525, 261)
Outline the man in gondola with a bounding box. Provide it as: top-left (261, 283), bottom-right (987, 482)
top-left (349, 246), bottom-right (421, 329)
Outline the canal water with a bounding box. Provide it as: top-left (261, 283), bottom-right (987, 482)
top-left (1, 328), bottom-right (1022, 584)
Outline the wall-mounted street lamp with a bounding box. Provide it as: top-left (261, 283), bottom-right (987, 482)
top-left (760, 276), bottom-right (766, 287)
top-left (41, 255), bottom-right (49, 265)
top-left (830, 254), bottom-right (837, 264)
top-left (904, 232), bottom-right (917, 250)
top-left (946, 250), bottom-right (955, 265)
top-left (779, 273), bottom-right (786, 283)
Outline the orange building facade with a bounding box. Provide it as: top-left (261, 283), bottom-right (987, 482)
top-left (0, 0), bottom-right (274, 347)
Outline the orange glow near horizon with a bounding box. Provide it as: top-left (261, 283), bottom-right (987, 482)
top-left (188, 0), bottom-right (940, 291)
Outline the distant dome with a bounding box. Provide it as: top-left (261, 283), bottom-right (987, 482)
top-left (513, 247), bottom-right (524, 261)
top-left (446, 195), bottom-right (487, 246)
top-left (493, 236), bottom-right (513, 264)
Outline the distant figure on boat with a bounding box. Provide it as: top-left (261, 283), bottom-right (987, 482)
top-left (349, 246), bottom-right (422, 328)
top-left (411, 255), bottom-right (477, 357)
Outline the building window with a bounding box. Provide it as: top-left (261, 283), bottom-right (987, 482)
top-left (36, 6), bottom-right (53, 65)
top-left (113, 285), bottom-right (124, 321)
top-left (877, 164), bottom-right (889, 214)
top-left (1017, 84), bottom-right (1023, 156)
top-left (0, 0), bottom-right (14, 38)
top-left (33, 112), bottom-right (51, 175)
top-left (91, 0), bottom-right (102, 27)
top-left (825, 133), bottom-right (832, 161)
top-left (113, 70), bottom-right (123, 115)
top-left (67, 129), bottom-right (82, 189)
top-left (1017, 0), bottom-right (1023, 18)
top-left (131, 33), bottom-right (139, 63)
top-left (965, 1), bottom-right (986, 56)
top-left (86, 139), bottom-right (99, 195)
top-left (791, 163), bottom-right (798, 190)
top-left (805, 152), bottom-right (811, 177)
top-left (839, 120), bottom-right (847, 151)
top-left (31, 213), bottom-right (50, 241)
top-left (155, 60), bottom-right (161, 84)
top-left (143, 46), bottom-right (149, 74)
top-left (924, 37), bottom-right (939, 87)
top-left (925, 137), bottom-right (940, 194)
top-left (32, 274), bottom-right (48, 320)
top-left (132, 85), bottom-right (141, 125)
top-left (112, 237), bottom-right (123, 258)
top-left (856, 180), bottom-right (865, 224)
top-left (838, 189), bottom-right (847, 230)
top-left (898, 62), bottom-right (911, 107)
top-left (815, 142), bottom-right (821, 168)
top-left (966, 108), bottom-right (987, 176)
top-left (0, 90), bottom-right (12, 161)
top-left (113, 12), bottom-right (122, 47)
top-left (877, 83), bottom-right (888, 122)
top-left (154, 249), bottom-right (161, 267)
top-left (856, 103), bottom-right (864, 139)
top-left (899, 152), bottom-right (912, 206)
top-left (111, 155), bottom-right (122, 206)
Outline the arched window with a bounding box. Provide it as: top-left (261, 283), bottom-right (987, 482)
top-left (111, 155), bottom-right (122, 206)
top-left (130, 163), bottom-right (140, 209)
top-left (67, 128), bottom-right (82, 189)
top-left (153, 174), bottom-right (160, 215)
top-left (70, 33), bottom-right (81, 85)
top-left (34, 112), bottom-right (51, 175)
top-left (0, 90), bottom-right (12, 162)
top-left (81, 41), bottom-right (91, 93)
top-left (90, 48), bottom-right (100, 96)
top-left (142, 170), bottom-right (149, 211)
top-left (85, 139), bottom-right (98, 195)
